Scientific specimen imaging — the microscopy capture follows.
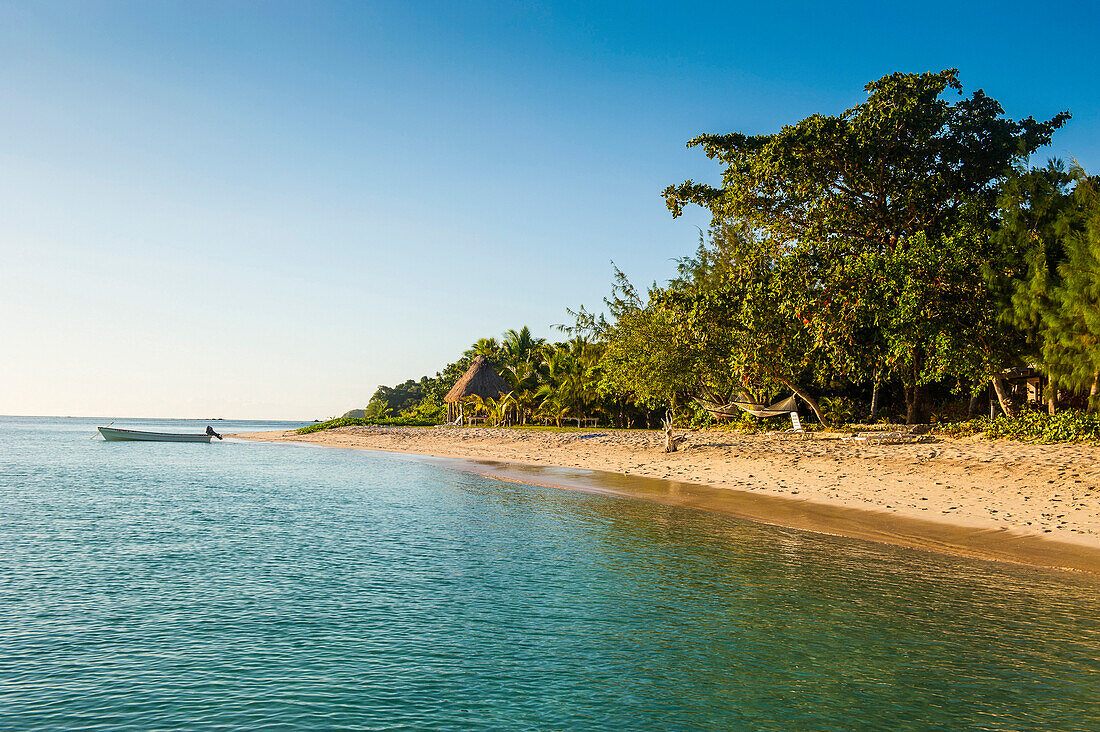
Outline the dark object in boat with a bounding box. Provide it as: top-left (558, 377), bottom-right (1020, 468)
top-left (206, 425), bottom-right (223, 440)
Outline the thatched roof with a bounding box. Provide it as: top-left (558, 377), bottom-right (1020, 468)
top-left (444, 355), bottom-right (509, 403)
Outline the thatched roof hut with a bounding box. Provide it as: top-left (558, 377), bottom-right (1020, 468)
top-left (444, 355), bottom-right (509, 403)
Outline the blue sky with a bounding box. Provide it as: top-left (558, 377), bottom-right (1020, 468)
top-left (2, 1), bottom-right (1097, 418)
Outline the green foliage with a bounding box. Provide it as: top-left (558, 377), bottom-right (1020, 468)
top-left (819, 396), bottom-right (859, 426)
top-left (364, 400), bottom-right (392, 419)
top-left (939, 409), bottom-right (1100, 442)
top-left (992, 164), bottom-right (1100, 405)
top-left (296, 416), bottom-right (437, 434)
top-left (665, 69), bottom-right (1067, 245)
top-left (358, 326), bottom-right (649, 430)
top-left (1049, 174), bottom-right (1100, 400)
top-left (663, 69), bottom-right (1068, 423)
top-left (400, 394), bottom-right (446, 423)
top-left (535, 337), bottom-right (604, 425)
top-left (596, 268), bottom-right (704, 410)
top-left (729, 412), bottom-right (765, 433)
top-left (334, 71), bottom-right (1097, 431)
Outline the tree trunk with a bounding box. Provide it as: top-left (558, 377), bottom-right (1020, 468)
top-left (869, 368), bottom-right (882, 420)
top-left (1047, 381), bottom-right (1057, 416)
top-left (992, 375), bottom-right (1016, 418)
top-left (778, 378), bottom-right (824, 424)
top-left (1089, 372), bottom-right (1100, 413)
top-left (968, 390), bottom-right (983, 418)
top-left (900, 354), bottom-right (933, 425)
top-left (905, 383), bottom-right (931, 424)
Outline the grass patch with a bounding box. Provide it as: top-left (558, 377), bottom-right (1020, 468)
top-left (296, 416), bottom-right (437, 434)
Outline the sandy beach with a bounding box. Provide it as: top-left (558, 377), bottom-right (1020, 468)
top-left (233, 426), bottom-right (1100, 573)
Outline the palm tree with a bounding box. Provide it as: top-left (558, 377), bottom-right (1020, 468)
top-left (468, 393), bottom-right (516, 426)
top-left (501, 326), bottom-right (546, 373)
top-left (535, 342), bottom-right (596, 426)
top-left (534, 389), bottom-right (572, 427)
top-left (466, 337), bottom-right (501, 362)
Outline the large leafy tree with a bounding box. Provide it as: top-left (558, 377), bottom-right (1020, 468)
top-left (664, 69), bottom-right (1068, 422)
top-left (663, 226), bottom-right (828, 422)
top-left (593, 269), bottom-right (703, 412)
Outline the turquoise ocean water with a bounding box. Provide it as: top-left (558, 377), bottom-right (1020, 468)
top-left (2, 415), bottom-right (1099, 730)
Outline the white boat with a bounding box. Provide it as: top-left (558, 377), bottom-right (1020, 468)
top-left (98, 427), bottom-right (214, 443)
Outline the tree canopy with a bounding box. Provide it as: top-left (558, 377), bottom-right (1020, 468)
top-left (661, 70), bottom-right (1069, 422)
top-left (348, 70), bottom-right (1097, 432)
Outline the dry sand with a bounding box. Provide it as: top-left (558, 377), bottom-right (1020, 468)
top-left (232, 426), bottom-right (1100, 573)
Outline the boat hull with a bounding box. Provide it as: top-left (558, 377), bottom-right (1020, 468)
top-left (98, 427), bottom-right (212, 443)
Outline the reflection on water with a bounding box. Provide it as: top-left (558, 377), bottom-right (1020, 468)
top-left (1, 416), bottom-right (1099, 730)
top-left (447, 458), bottom-right (1100, 573)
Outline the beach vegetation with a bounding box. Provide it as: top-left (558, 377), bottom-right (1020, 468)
top-left (939, 409), bottom-right (1100, 442)
top-left (331, 69), bottom-right (1097, 442)
top-left (819, 397), bottom-right (861, 427)
top-left (296, 416), bottom-right (438, 434)
top-left (664, 69), bottom-right (1068, 424)
top-left (994, 164), bottom-right (1100, 409)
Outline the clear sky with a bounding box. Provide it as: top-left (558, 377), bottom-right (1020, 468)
top-left (2, 1), bottom-right (1097, 419)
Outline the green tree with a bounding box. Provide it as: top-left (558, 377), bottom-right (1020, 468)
top-left (465, 337), bottom-right (501, 362)
top-left (664, 69), bottom-right (1068, 423)
top-left (501, 326), bottom-right (546, 371)
top-left (592, 268), bottom-right (703, 414)
top-left (992, 162), bottom-right (1097, 412)
top-left (662, 227), bottom-right (828, 422)
top-left (1049, 172), bottom-right (1100, 409)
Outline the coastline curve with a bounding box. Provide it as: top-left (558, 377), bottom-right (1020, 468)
top-left (232, 432), bottom-right (1100, 575)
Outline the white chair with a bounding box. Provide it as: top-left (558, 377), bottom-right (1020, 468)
top-left (767, 411), bottom-right (812, 439)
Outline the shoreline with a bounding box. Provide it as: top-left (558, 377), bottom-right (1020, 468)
top-left (231, 426), bottom-right (1100, 575)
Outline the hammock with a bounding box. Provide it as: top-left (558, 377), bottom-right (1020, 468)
top-left (695, 394), bottom-right (798, 419)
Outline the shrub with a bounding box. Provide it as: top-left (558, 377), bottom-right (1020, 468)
top-left (296, 416), bottom-right (437, 434)
top-left (938, 409), bottom-right (1100, 442)
top-left (819, 396), bottom-right (860, 426)
top-left (400, 395), bottom-right (446, 423)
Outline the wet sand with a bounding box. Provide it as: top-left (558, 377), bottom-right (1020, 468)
top-left (232, 426), bottom-right (1100, 574)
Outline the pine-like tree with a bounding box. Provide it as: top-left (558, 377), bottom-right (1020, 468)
top-left (1048, 172), bottom-right (1100, 410)
top-left (994, 164), bottom-right (1100, 412)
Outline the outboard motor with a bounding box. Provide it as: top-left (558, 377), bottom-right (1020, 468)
top-left (206, 425), bottom-right (223, 440)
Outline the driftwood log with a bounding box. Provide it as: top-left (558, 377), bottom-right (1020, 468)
top-left (662, 413), bottom-right (682, 453)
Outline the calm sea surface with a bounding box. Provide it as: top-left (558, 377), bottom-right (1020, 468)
top-left (2, 416), bottom-right (1099, 730)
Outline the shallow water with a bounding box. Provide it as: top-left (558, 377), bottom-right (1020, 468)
top-left (2, 416), bottom-right (1099, 730)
